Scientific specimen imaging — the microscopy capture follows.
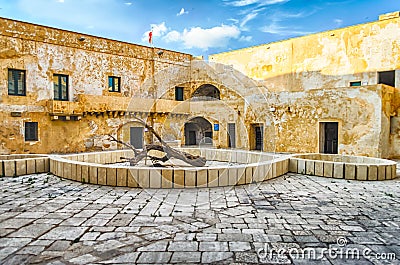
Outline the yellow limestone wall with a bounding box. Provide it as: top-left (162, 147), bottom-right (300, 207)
top-left (210, 13), bottom-right (400, 158)
top-left (1, 15), bottom-right (399, 158)
top-left (209, 15), bottom-right (400, 92)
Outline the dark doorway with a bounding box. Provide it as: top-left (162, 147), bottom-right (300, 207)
top-left (255, 126), bottom-right (263, 151)
top-left (184, 117), bottom-right (213, 146)
top-left (130, 127), bottom-right (143, 149)
top-left (228, 123), bottom-right (236, 148)
top-left (378, 70), bottom-right (395, 87)
top-left (251, 124), bottom-right (263, 151)
top-left (320, 122), bottom-right (338, 154)
top-left (188, 131), bottom-right (196, 145)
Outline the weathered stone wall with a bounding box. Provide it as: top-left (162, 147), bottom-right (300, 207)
top-left (209, 16), bottom-right (400, 92)
top-left (1, 16), bottom-right (399, 158)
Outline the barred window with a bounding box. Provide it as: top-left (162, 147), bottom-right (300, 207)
top-left (8, 69), bottom-right (26, 96)
top-left (108, 76), bottom-right (121, 92)
top-left (25, 122), bottom-right (38, 141)
top-left (53, 74), bottom-right (69, 101)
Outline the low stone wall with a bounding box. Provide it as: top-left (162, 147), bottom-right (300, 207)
top-left (49, 148), bottom-right (289, 188)
top-left (0, 154), bottom-right (50, 177)
top-left (289, 153), bottom-right (397, 180)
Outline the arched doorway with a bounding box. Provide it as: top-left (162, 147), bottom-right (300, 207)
top-left (191, 84), bottom-right (220, 100)
top-left (184, 117), bottom-right (213, 146)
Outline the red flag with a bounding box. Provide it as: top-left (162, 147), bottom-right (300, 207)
top-left (148, 31), bottom-right (153, 44)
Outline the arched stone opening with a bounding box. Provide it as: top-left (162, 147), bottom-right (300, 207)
top-left (191, 84), bottom-right (220, 101)
top-left (184, 117), bottom-right (213, 146)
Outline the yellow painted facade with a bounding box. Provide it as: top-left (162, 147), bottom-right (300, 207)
top-left (0, 13), bottom-right (399, 158)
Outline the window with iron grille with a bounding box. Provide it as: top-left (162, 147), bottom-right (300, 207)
top-left (53, 74), bottom-right (69, 101)
top-left (8, 69), bottom-right (26, 96)
top-left (25, 122), bottom-right (38, 141)
top-left (108, 76), bottom-right (121, 92)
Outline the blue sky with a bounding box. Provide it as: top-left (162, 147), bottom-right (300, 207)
top-left (0, 0), bottom-right (399, 58)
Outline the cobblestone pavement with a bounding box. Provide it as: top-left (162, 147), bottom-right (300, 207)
top-left (0, 172), bottom-right (399, 265)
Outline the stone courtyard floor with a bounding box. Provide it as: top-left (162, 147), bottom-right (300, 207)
top-left (0, 171), bottom-right (399, 265)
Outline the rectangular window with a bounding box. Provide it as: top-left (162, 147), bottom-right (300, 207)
top-left (350, 81), bottom-right (361, 87)
top-left (378, 70), bottom-right (395, 87)
top-left (8, 69), bottom-right (26, 96)
top-left (25, 122), bottom-right (38, 141)
top-left (175, 87), bottom-right (184, 101)
top-left (53, 74), bottom-right (69, 101)
top-left (108, 76), bottom-right (121, 92)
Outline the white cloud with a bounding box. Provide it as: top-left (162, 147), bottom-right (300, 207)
top-left (239, 35), bottom-right (252, 42)
top-left (141, 22), bottom-right (168, 43)
top-left (125, 2), bottom-right (132, 6)
top-left (164, 25), bottom-right (241, 50)
top-left (225, 0), bottom-right (288, 7)
top-left (334, 19), bottom-right (343, 26)
top-left (260, 22), bottom-right (313, 36)
top-left (57, 0), bottom-right (64, 2)
top-left (177, 8), bottom-right (188, 16)
top-left (240, 12), bottom-right (258, 29)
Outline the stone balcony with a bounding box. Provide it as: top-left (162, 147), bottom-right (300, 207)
top-left (47, 95), bottom-right (190, 119)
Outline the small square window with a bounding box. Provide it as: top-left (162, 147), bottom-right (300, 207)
top-left (25, 122), bottom-right (38, 141)
top-left (350, 81), bottom-right (361, 87)
top-left (53, 74), bottom-right (69, 101)
top-left (108, 76), bottom-right (121, 92)
top-left (175, 87), bottom-right (184, 101)
top-left (8, 69), bottom-right (26, 96)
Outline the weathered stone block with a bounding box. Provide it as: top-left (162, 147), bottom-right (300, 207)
top-left (237, 167), bottom-right (246, 185)
top-left (219, 168), bottom-right (229, 186)
top-left (377, 166), bottom-right (385, 181)
top-left (265, 163), bottom-right (273, 180)
top-left (333, 163), bottom-right (344, 179)
top-left (323, 162), bottom-right (333, 178)
top-left (245, 166), bottom-right (253, 183)
top-left (3, 160), bottom-right (15, 177)
top-left (392, 165), bottom-right (397, 180)
top-left (76, 164), bottom-right (82, 182)
top-left (36, 158), bottom-right (45, 173)
top-left (106, 167), bottom-right (117, 186)
top-left (174, 169), bottom-right (185, 188)
top-left (63, 162), bottom-right (72, 180)
top-left (228, 168), bottom-right (238, 186)
top-left (289, 159), bottom-right (298, 173)
top-left (386, 165), bottom-right (392, 180)
top-left (81, 165), bottom-right (89, 183)
top-left (297, 159), bottom-right (306, 174)
top-left (89, 166), bottom-right (98, 184)
top-left (150, 169), bottom-right (162, 188)
top-left (344, 164), bottom-right (356, 180)
top-left (356, 165), bottom-right (368, 181)
top-left (138, 168), bottom-right (150, 188)
top-left (117, 168), bottom-right (127, 186)
top-left (368, 165), bottom-right (377, 181)
top-left (208, 169), bottom-right (219, 187)
top-left (15, 160), bottom-right (27, 176)
top-left (57, 161), bottom-right (62, 177)
top-left (184, 170), bottom-right (196, 188)
top-left (306, 160), bottom-right (315, 175)
top-left (252, 165), bottom-right (263, 182)
top-left (97, 167), bottom-right (107, 185)
top-left (44, 158), bottom-right (50, 172)
top-left (283, 159), bottom-right (289, 174)
top-left (161, 169), bottom-right (173, 188)
top-left (314, 161), bottom-right (324, 176)
top-left (129, 168), bottom-right (139, 187)
top-left (0, 161), bottom-right (3, 177)
top-left (197, 169), bottom-right (208, 187)
top-left (230, 151), bottom-right (237, 163)
top-left (26, 159), bottom-right (36, 175)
